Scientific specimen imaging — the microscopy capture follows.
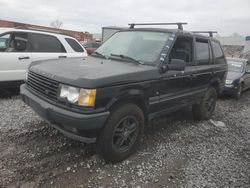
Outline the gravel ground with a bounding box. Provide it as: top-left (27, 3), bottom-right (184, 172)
top-left (0, 90), bottom-right (250, 188)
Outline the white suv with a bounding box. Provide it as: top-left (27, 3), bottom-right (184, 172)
top-left (0, 27), bottom-right (88, 87)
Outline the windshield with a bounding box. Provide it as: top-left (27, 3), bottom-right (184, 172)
top-left (96, 31), bottom-right (170, 64)
top-left (227, 60), bottom-right (244, 73)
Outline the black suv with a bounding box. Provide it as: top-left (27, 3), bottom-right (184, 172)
top-left (20, 23), bottom-right (227, 162)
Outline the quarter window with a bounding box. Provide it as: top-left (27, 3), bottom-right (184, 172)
top-left (211, 41), bottom-right (225, 64)
top-left (30, 33), bottom-right (66, 53)
top-left (212, 41), bottom-right (223, 59)
top-left (65, 38), bottom-right (84, 52)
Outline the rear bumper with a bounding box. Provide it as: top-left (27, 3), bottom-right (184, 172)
top-left (20, 84), bottom-right (109, 143)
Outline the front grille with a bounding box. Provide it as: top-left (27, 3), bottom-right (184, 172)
top-left (27, 71), bottom-right (59, 101)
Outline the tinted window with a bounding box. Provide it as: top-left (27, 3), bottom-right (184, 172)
top-left (0, 33), bottom-right (10, 51)
top-left (30, 33), bottom-right (66, 53)
top-left (212, 41), bottom-right (223, 58)
top-left (65, 38), bottom-right (84, 52)
top-left (14, 33), bottom-right (29, 52)
top-left (196, 40), bottom-right (210, 64)
top-left (169, 36), bottom-right (193, 65)
top-left (211, 41), bottom-right (225, 64)
top-left (0, 33), bottom-right (29, 52)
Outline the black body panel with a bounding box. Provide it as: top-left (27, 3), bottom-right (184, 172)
top-left (21, 28), bottom-right (227, 143)
top-left (30, 56), bottom-right (161, 88)
top-left (20, 85), bottom-right (109, 143)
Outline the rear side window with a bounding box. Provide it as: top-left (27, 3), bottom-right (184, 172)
top-left (65, 38), bottom-right (84, 52)
top-left (195, 39), bottom-right (211, 65)
top-left (30, 33), bottom-right (66, 53)
top-left (211, 41), bottom-right (225, 64)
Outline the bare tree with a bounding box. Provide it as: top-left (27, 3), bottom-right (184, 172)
top-left (50, 20), bottom-right (63, 29)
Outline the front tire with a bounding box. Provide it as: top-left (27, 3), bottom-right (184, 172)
top-left (234, 83), bottom-right (243, 100)
top-left (96, 103), bottom-right (144, 163)
top-left (192, 87), bottom-right (217, 120)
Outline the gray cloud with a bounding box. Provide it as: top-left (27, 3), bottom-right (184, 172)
top-left (1, 0), bottom-right (250, 36)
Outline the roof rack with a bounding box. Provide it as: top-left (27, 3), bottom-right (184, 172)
top-left (192, 31), bottom-right (218, 37)
top-left (15, 26), bottom-right (71, 36)
top-left (128, 22), bottom-right (188, 30)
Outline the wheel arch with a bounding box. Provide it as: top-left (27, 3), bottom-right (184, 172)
top-left (239, 78), bottom-right (244, 87)
top-left (210, 79), bottom-right (220, 95)
top-left (106, 89), bottom-right (149, 122)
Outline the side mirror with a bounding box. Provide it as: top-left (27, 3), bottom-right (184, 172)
top-left (168, 59), bottom-right (186, 71)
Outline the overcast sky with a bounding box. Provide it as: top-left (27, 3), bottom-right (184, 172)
top-left (1, 0), bottom-right (250, 36)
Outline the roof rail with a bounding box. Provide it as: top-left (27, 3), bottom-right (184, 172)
top-left (128, 22), bottom-right (188, 30)
top-left (15, 26), bottom-right (71, 36)
top-left (192, 31), bottom-right (218, 37)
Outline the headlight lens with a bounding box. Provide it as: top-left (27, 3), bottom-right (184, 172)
top-left (59, 84), bottom-right (96, 107)
top-left (60, 85), bottom-right (70, 98)
top-left (67, 87), bottom-right (80, 103)
top-left (226, 80), bottom-right (233, 84)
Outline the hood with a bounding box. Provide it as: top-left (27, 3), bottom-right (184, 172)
top-left (226, 71), bottom-right (243, 81)
top-left (30, 56), bottom-right (160, 88)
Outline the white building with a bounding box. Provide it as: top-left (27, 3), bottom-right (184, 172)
top-left (214, 35), bottom-right (245, 46)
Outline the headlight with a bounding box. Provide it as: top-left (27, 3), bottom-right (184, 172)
top-left (25, 71), bottom-right (29, 81)
top-left (226, 80), bottom-right (233, 84)
top-left (59, 84), bottom-right (96, 107)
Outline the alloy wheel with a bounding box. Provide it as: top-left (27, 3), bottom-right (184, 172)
top-left (112, 116), bottom-right (139, 153)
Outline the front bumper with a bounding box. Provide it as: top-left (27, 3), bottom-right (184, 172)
top-left (222, 84), bottom-right (238, 95)
top-left (20, 84), bottom-right (110, 143)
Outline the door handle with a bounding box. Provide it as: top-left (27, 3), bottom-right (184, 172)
top-left (18, 56), bottom-right (30, 60)
top-left (58, 55), bottom-right (67, 58)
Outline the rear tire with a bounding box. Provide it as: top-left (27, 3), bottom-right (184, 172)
top-left (192, 87), bottom-right (217, 120)
top-left (96, 103), bottom-right (144, 163)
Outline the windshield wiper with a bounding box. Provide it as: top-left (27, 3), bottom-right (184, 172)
top-left (92, 51), bottom-right (108, 59)
top-left (110, 54), bottom-right (144, 65)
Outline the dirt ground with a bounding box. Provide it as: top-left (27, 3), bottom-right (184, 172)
top-left (0, 90), bottom-right (250, 188)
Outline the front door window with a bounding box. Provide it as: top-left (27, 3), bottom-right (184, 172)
top-left (0, 32), bottom-right (29, 52)
top-left (0, 34), bottom-right (10, 52)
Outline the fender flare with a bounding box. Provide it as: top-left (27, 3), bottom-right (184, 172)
top-left (106, 89), bottom-right (148, 113)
